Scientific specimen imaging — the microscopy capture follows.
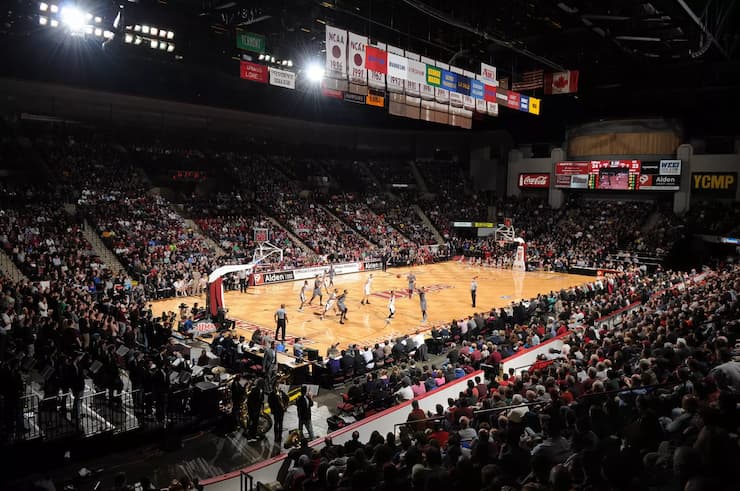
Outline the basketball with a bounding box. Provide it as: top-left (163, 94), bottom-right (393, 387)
top-left (396, 274), bottom-right (401, 278)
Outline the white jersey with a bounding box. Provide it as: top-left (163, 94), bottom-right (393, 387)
top-left (324, 292), bottom-right (337, 311)
top-left (364, 276), bottom-right (373, 295)
top-left (388, 296), bottom-right (396, 313)
top-left (300, 284), bottom-right (307, 301)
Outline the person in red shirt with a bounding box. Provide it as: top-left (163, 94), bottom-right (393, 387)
top-left (428, 421), bottom-right (449, 448)
top-left (407, 400), bottom-right (428, 432)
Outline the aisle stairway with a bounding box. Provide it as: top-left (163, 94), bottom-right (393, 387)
top-left (412, 204), bottom-right (446, 244)
top-left (409, 160), bottom-right (430, 194)
top-left (261, 214), bottom-right (316, 256)
top-left (81, 219), bottom-right (129, 275)
top-left (0, 249), bottom-right (29, 283)
top-left (320, 205), bottom-right (376, 248)
top-left (183, 218), bottom-right (228, 257)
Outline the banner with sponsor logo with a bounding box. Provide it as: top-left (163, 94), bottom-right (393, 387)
top-left (471, 79), bottom-right (485, 100)
top-left (519, 95), bottom-right (529, 112)
top-left (253, 270), bottom-right (296, 285)
top-left (268, 67), bottom-right (296, 89)
top-left (691, 172), bottom-right (737, 195)
top-left (426, 65), bottom-right (442, 87)
top-left (555, 161), bottom-right (590, 189)
top-left (236, 30), bottom-right (265, 53)
top-left (637, 160), bottom-right (681, 190)
top-left (529, 97), bottom-right (541, 115)
top-left (240, 61), bottom-right (268, 83)
top-left (344, 92), bottom-right (366, 104)
top-left (659, 159), bottom-right (681, 175)
top-left (440, 70), bottom-right (458, 91)
top-left (366, 92), bottom-right (385, 107)
top-left (348, 32), bottom-right (367, 85)
top-left (325, 26), bottom-right (347, 79)
top-left (518, 173), bottom-right (550, 189)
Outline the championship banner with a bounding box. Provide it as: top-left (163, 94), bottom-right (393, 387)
top-left (529, 97), bottom-right (541, 115)
top-left (386, 49), bottom-right (406, 94)
top-left (426, 65), bottom-right (442, 87)
top-left (268, 67), bottom-right (296, 89)
top-left (475, 98), bottom-right (486, 113)
top-left (405, 54), bottom-right (424, 96)
top-left (348, 32), bottom-right (367, 84)
top-left (462, 95), bottom-right (475, 111)
top-left (450, 65), bottom-right (464, 75)
top-left (434, 86), bottom-right (449, 104)
top-left (449, 91), bottom-right (463, 107)
top-left (486, 101), bottom-right (499, 117)
top-left (484, 83), bottom-right (497, 102)
top-left (519, 95), bottom-right (529, 113)
top-left (366, 42), bottom-right (387, 89)
top-left (480, 62), bottom-right (497, 86)
top-left (240, 61), bottom-right (268, 83)
top-left (325, 26), bottom-right (347, 79)
top-left (506, 91), bottom-right (520, 110)
top-left (471, 79), bottom-right (485, 99)
top-left (456, 75), bottom-right (471, 96)
top-left (420, 82), bottom-right (435, 100)
top-left (440, 70), bottom-right (458, 91)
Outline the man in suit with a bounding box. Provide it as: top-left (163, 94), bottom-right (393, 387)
top-left (263, 341), bottom-right (278, 389)
top-left (296, 385), bottom-right (315, 440)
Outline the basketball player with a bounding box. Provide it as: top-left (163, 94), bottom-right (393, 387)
top-left (308, 275), bottom-right (323, 305)
top-left (274, 304), bottom-right (288, 342)
top-left (406, 271), bottom-right (416, 299)
top-left (320, 289), bottom-right (337, 320)
top-left (298, 280), bottom-right (308, 312)
top-left (418, 287), bottom-right (428, 322)
top-left (337, 289), bottom-right (348, 324)
top-left (361, 273), bottom-right (373, 305)
top-left (386, 291), bottom-right (396, 322)
top-left (328, 264), bottom-right (336, 287)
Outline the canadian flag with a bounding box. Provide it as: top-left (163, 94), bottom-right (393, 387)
top-left (544, 70), bottom-right (579, 95)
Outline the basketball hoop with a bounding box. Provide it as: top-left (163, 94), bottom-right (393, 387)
top-left (253, 228), bottom-right (283, 264)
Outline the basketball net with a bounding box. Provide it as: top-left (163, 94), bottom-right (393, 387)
top-left (252, 228), bottom-right (283, 263)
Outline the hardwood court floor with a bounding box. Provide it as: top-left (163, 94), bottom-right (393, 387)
top-left (151, 262), bottom-right (595, 356)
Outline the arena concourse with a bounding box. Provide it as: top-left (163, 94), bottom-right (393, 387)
top-left (0, 2), bottom-right (739, 491)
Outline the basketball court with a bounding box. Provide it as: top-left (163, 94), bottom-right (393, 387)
top-left (151, 262), bottom-right (594, 355)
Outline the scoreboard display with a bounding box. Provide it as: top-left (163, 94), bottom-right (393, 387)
top-left (588, 160), bottom-right (641, 190)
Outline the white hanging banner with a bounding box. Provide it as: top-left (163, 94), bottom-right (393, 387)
top-left (462, 95), bottom-right (475, 110)
top-left (387, 53), bottom-right (408, 80)
top-left (486, 101), bottom-right (499, 117)
top-left (420, 82), bottom-right (434, 100)
top-left (348, 32), bottom-right (367, 84)
top-left (449, 91), bottom-right (463, 107)
top-left (450, 66), bottom-right (464, 75)
top-left (269, 67), bottom-right (296, 89)
top-left (367, 41), bottom-right (386, 90)
top-left (435, 86), bottom-right (449, 103)
top-left (407, 59), bottom-right (427, 84)
top-left (480, 62), bottom-right (497, 86)
top-left (325, 25), bottom-right (347, 79)
top-left (476, 98), bottom-right (487, 113)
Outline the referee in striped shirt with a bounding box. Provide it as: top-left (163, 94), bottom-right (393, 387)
top-left (274, 304), bottom-right (288, 342)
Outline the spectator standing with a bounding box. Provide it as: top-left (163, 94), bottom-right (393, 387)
top-left (296, 385), bottom-right (315, 440)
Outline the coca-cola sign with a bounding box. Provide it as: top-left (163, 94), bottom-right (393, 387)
top-left (518, 173), bottom-right (551, 189)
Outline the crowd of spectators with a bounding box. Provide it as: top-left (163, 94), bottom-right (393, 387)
top-left (327, 194), bottom-right (411, 249)
top-left (278, 265), bottom-right (739, 491)
top-left (368, 194), bottom-right (439, 246)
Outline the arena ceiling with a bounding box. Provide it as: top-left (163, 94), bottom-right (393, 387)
top-left (1, 0), bottom-right (739, 140)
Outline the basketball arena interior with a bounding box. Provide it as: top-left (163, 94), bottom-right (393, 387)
top-left (1, 1), bottom-right (739, 490)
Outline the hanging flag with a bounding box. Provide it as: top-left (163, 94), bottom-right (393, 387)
top-left (426, 65), bottom-right (442, 87)
top-left (544, 70), bottom-right (579, 94)
top-left (519, 95), bottom-right (529, 112)
top-left (325, 26), bottom-right (347, 79)
top-left (268, 67), bottom-right (295, 89)
top-left (480, 62), bottom-right (497, 86)
top-left (407, 59), bottom-right (427, 84)
top-left (512, 69), bottom-right (544, 91)
top-left (387, 51), bottom-right (407, 93)
top-left (365, 45), bottom-right (387, 73)
top-left (348, 32), bottom-right (367, 85)
top-left (470, 79), bottom-right (485, 99)
top-left (240, 61), bottom-right (268, 83)
top-left (484, 84), bottom-right (497, 102)
top-left (529, 97), bottom-right (541, 115)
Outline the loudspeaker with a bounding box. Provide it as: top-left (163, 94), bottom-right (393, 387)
top-left (305, 347), bottom-right (319, 362)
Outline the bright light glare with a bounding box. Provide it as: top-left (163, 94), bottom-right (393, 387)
top-left (39, 15), bottom-right (48, 25)
top-left (150, 39), bottom-right (157, 49)
top-left (287, 60), bottom-right (293, 67)
top-left (103, 30), bottom-right (113, 39)
top-left (94, 27), bottom-right (102, 36)
top-left (50, 18), bottom-right (59, 27)
top-left (141, 25), bottom-right (149, 34)
top-left (61, 6), bottom-right (86, 32)
top-left (159, 41), bottom-right (166, 50)
top-left (124, 33), bottom-right (133, 43)
top-left (166, 31), bottom-right (174, 39)
top-left (50, 4), bottom-right (58, 13)
top-left (150, 27), bottom-right (158, 36)
top-left (94, 16), bottom-right (102, 24)
top-left (40, 2), bottom-right (49, 11)
top-left (167, 44), bottom-right (175, 53)
top-left (306, 63), bottom-right (324, 82)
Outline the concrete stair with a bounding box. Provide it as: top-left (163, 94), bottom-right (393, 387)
top-left (81, 220), bottom-right (129, 275)
top-left (0, 249), bottom-right (29, 283)
top-left (409, 160), bottom-right (430, 194)
top-left (262, 214), bottom-right (316, 256)
top-left (412, 204), bottom-right (446, 244)
top-left (320, 205), bottom-right (376, 248)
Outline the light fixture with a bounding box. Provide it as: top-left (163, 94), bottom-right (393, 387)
top-left (103, 30), bottom-right (113, 39)
top-left (50, 4), bottom-right (58, 13)
top-left (39, 2), bottom-right (49, 12)
top-left (50, 18), bottom-right (59, 27)
top-left (94, 16), bottom-right (102, 24)
top-left (287, 60), bottom-right (293, 67)
top-left (258, 54), bottom-right (265, 60)
top-left (306, 62), bottom-right (324, 82)
top-left (85, 25), bottom-right (93, 34)
top-left (61, 6), bottom-right (86, 32)
top-left (159, 41), bottom-right (166, 50)
top-left (150, 27), bottom-right (158, 36)
top-left (124, 33), bottom-right (133, 43)
top-left (167, 31), bottom-right (174, 39)
top-left (167, 44), bottom-right (175, 52)
top-left (134, 36), bottom-right (142, 45)
top-left (159, 30), bottom-right (166, 38)
top-left (150, 39), bottom-right (157, 48)
top-left (141, 25), bottom-right (149, 34)
top-left (85, 12), bottom-right (92, 20)
top-left (281, 60), bottom-right (287, 66)
top-left (94, 27), bottom-right (101, 36)
top-left (39, 15), bottom-right (48, 25)
top-left (134, 24), bottom-right (141, 32)
top-left (270, 56), bottom-right (275, 63)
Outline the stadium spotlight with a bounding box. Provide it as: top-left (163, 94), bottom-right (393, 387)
top-left (50, 18), bottom-right (59, 27)
top-left (306, 62), bottom-right (324, 82)
top-left (60, 6), bottom-right (86, 32)
top-left (159, 41), bottom-right (166, 50)
top-left (287, 60), bottom-right (293, 67)
top-left (39, 15), bottom-right (48, 25)
top-left (94, 27), bottom-right (102, 37)
top-left (166, 31), bottom-right (174, 39)
top-left (167, 44), bottom-right (175, 52)
top-left (124, 33), bottom-right (133, 43)
top-left (39, 2), bottom-right (49, 11)
top-left (150, 27), bottom-right (158, 36)
top-left (270, 56), bottom-right (275, 63)
top-left (134, 36), bottom-right (142, 45)
top-left (150, 39), bottom-right (157, 49)
top-left (141, 25), bottom-right (149, 34)
top-left (50, 4), bottom-right (59, 13)
top-left (258, 54), bottom-right (265, 60)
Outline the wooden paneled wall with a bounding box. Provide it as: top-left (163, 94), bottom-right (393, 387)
top-left (568, 132), bottom-right (680, 157)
